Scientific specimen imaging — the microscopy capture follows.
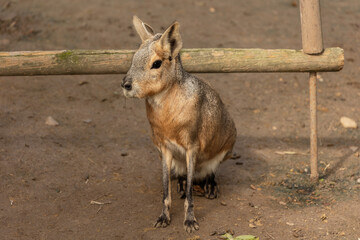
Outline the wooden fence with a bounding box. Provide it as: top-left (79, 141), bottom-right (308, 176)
top-left (0, 0), bottom-right (344, 181)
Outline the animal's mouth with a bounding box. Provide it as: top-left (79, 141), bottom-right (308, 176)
top-left (123, 88), bottom-right (141, 98)
top-left (123, 89), bottom-right (135, 98)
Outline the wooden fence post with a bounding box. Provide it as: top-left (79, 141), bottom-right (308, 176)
top-left (300, 0), bottom-right (324, 181)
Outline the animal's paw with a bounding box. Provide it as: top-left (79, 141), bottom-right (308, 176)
top-left (154, 214), bottom-right (170, 228)
top-left (184, 219), bottom-right (199, 233)
top-left (204, 182), bottom-right (218, 199)
top-left (178, 190), bottom-right (186, 199)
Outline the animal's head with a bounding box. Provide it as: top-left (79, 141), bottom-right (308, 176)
top-left (122, 16), bottom-right (183, 98)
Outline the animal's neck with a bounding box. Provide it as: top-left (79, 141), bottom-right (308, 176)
top-left (146, 86), bottom-right (172, 108)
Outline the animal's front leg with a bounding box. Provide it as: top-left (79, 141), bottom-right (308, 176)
top-left (154, 148), bottom-right (173, 228)
top-left (184, 149), bottom-right (200, 233)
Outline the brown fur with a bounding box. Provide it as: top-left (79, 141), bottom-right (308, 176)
top-left (145, 79), bottom-right (236, 167)
top-left (122, 16), bottom-right (237, 233)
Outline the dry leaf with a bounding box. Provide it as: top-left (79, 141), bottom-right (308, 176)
top-left (350, 146), bottom-right (359, 152)
top-left (249, 223), bottom-right (256, 228)
top-left (320, 214), bottom-right (328, 222)
top-left (317, 106), bottom-right (329, 112)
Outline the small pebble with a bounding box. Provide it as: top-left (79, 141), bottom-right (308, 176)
top-left (45, 116), bottom-right (59, 126)
top-left (220, 201), bottom-right (227, 206)
top-left (356, 178), bottom-right (360, 184)
top-left (317, 74), bottom-right (324, 82)
top-left (340, 116), bottom-right (357, 129)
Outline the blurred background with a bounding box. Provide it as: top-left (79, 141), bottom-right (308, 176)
top-left (0, 0), bottom-right (359, 239)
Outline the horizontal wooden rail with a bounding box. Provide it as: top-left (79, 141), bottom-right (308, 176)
top-left (0, 47), bottom-right (343, 76)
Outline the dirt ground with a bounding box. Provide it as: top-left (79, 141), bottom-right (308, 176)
top-left (1, 0), bottom-right (359, 239)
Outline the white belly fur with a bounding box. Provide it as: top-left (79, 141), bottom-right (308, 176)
top-left (166, 140), bottom-right (227, 180)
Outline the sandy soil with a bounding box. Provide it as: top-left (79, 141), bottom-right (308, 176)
top-left (0, 0), bottom-right (359, 239)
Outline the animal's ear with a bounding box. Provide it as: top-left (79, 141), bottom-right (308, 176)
top-left (133, 16), bottom-right (154, 42)
top-left (158, 22), bottom-right (183, 59)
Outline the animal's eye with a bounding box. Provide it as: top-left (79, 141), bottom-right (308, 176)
top-left (151, 60), bottom-right (162, 69)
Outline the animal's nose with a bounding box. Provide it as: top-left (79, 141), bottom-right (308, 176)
top-left (123, 82), bottom-right (132, 90)
top-left (121, 76), bottom-right (132, 91)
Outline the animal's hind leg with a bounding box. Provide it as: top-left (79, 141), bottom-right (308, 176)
top-left (204, 173), bottom-right (218, 199)
top-left (177, 176), bottom-right (186, 199)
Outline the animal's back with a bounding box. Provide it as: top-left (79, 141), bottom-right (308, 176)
top-left (194, 76), bottom-right (237, 160)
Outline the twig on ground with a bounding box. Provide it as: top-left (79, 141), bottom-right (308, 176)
top-left (275, 151), bottom-right (307, 155)
top-left (265, 231), bottom-right (275, 239)
top-left (323, 163), bottom-right (331, 174)
top-left (90, 200), bottom-right (112, 205)
top-left (90, 200), bottom-right (112, 214)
